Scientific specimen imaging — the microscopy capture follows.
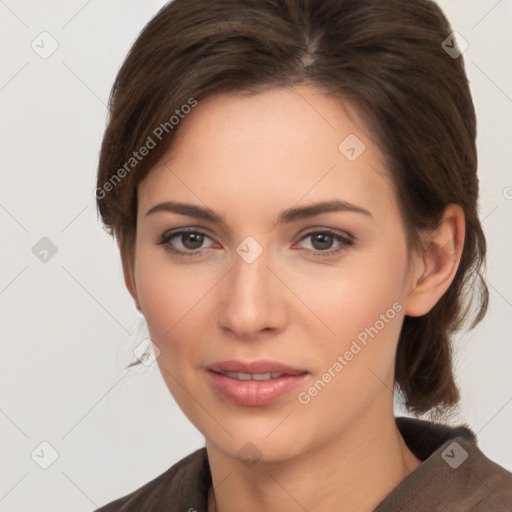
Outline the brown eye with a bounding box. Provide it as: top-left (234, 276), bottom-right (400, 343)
top-left (181, 232), bottom-right (205, 250)
top-left (310, 232), bottom-right (334, 251)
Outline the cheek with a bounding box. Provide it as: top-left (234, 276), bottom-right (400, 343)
top-left (293, 284), bottom-right (404, 429)
top-left (134, 256), bottom-right (210, 404)
top-left (291, 237), bottom-right (408, 397)
top-left (134, 245), bottom-right (214, 339)
top-left (290, 244), bottom-right (407, 345)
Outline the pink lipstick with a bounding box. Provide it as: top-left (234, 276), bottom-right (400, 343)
top-left (206, 360), bottom-right (308, 406)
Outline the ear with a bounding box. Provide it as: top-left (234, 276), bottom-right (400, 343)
top-left (403, 203), bottom-right (465, 317)
top-left (117, 236), bottom-right (143, 314)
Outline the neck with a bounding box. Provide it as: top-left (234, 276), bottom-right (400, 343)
top-left (206, 406), bottom-right (421, 512)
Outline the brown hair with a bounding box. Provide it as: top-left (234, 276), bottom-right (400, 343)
top-left (96, 0), bottom-right (488, 415)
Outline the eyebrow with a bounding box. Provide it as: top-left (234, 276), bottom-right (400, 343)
top-left (144, 199), bottom-right (373, 224)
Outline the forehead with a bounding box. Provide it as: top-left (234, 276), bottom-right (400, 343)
top-left (137, 86), bottom-right (397, 227)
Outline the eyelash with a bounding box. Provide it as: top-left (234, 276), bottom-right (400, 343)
top-left (155, 228), bottom-right (354, 259)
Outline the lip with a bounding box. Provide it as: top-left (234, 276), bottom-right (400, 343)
top-left (206, 359), bottom-right (308, 407)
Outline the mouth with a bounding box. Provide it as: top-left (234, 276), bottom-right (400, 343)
top-left (214, 370), bottom-right (295, 380)
top-left (206, 360), bottom-right (308, 406)
top-left (206, 359), bottom-right (307, 376)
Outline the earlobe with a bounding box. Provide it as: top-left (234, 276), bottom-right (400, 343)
top-left (403, 204), bottom-right (465, 317)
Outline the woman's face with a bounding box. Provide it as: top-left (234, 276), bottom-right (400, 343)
top-left (131, 86), bottom-right (423, 461)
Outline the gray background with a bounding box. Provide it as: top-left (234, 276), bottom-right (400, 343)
top-left (1, 1), bottom-right (511, 510)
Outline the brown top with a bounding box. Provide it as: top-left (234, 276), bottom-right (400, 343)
top-left (94, 416), bottom-right (512, 511)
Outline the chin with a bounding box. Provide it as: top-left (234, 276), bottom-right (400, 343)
top-left (215, 439), bottom-right (304, 466)
top-left (204, 416), bottom-right (311, 463)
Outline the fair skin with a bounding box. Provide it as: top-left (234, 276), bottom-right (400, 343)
top-left (123, 85), bottom-right (464, 512)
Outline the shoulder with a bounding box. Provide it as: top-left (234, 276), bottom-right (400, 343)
top-left (376, 417), bottom-right (512, 511)
top-left (93, 447), bottom-right (210, 512)
top-left (443, 433), bottom-right (512, 510)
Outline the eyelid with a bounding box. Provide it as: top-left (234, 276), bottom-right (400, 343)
top-left (159, 226), bottom-right (213, 239)
top-left (295, 226), bottom-right (354, 242)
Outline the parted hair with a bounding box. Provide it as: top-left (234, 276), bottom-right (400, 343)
top-left (96, 0), bottom-right (488, 415)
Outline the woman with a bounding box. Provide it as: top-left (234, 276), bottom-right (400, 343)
top-left (94, 0), bottom-right (512, 510)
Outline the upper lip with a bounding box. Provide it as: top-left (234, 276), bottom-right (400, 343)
top-left (206, 359), bottom-right (307, 376)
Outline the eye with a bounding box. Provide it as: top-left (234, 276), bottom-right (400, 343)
top-left (295, 230), bottom-right (354, 257)
top-left (156, 229), bottom-right (217, 257)
top-left (155, 227), bottom-right (354, 259)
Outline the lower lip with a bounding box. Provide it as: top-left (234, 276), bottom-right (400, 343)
top-left (206, 370), bottom-right (308, 406)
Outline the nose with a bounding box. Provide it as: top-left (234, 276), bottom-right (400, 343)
top-left (216, 247), bottom-right (288, 338)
